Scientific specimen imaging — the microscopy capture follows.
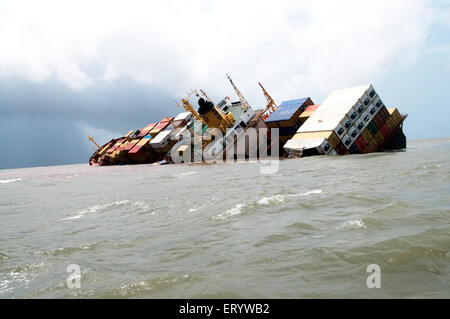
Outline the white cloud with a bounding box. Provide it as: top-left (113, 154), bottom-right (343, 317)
top-left (0, 0), bottom-right (434, 106)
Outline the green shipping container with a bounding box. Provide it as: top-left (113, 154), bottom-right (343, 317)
top-left (367, 121), bottom-right (378, 136)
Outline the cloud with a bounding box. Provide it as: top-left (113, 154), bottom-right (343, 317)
top-left (0, 0), bottom-right (446, 168)
top-left (0, 0), bottom-right (434, 105)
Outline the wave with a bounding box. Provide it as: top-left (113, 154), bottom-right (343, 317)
top-left (0, 178), bottom-right (23, 184)
top-left (108, 273), bottom-right (193, 298)
top-left (60, 200), bottom-right (150, 221)
top-left (257, 189), bottom-right (322, 206)
top-left (214, 189), bottom-right (323, 220)
top-left (339, 219), bottom-right (367, 230)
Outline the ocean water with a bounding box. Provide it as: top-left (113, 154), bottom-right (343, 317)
top-left (0, 138), bottom-right (449, 298)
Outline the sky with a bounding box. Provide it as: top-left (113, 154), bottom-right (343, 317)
top-left (0, 0), bottom-right (449, 169)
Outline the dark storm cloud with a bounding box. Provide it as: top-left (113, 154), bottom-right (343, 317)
top-left (0, 78), bottom-right (176, 132)
top-left (0, 78), bottom-right (180, 169)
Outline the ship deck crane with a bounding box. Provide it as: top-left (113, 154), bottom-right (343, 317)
top-left (88, 136), bottom-right (101, 150)
top-left (226, 74), bottom-right (249, 110)
top-left (259, 82), bottom-right (278, 116)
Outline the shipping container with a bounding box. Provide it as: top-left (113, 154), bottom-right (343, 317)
top-left (304, 104), bottom-right (320, 112)
top-left (388, 108), bottom-right (403, 126)
top-left (373, 112), bottom-right (385, 129)
top-left (354, 118), bottom-right (366, 133)
top-left (379, 106), bottom-right (390, 122)
top-left (367, 120), bottom-right (378, 136)
top-left (125, 130), bottom-right (134, 138)
top-left (385, 115), bottom-right (396, 130)
top-left (128, 139), bottom-right (150, 155)
top-left (160, 117), bottom-right (174, 123)
top-left (123, 139), bottom-right (140, 151)
top-left (372, 96), bottom-right (385, 111)
top-left (349, 144), bottom-right (360, 154)
top-left (137, 128), bottom-right (151, 138)
top-left (380, 123), bottom-right (391, 139)
top-left (143, 123), bottom-right (157, 132)
top-left (149, 130), bottom-right (173, 149)
top-left (291, 131), bottom-right (340, 149)
top-left (361, 127), bottom-right (373, 144)
top-left (355, 135), bottom-right (367, 152)
top-left (335, 142), bottom-right (347, 155)
top-left (265, 97), bottom-right (313, 128)
top-left (373, 131), bottom-right (385, 146)
top-left (342, 131), bottom-right (357, 149)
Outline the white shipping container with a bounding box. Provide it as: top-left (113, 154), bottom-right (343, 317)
top-left (173, 112), bottom-right (192, 122)
top-left (340, 115), bottom-right (353, 131)
top-left (342, 127), bottom-right (360, 149)
top-left (318, 138), bottom-right (333, 154)
top-left (334, 122), bottom-right (347, 139)
top-left (283, 138), bottom-right (324, 152)
top-left (328, 84), bottom-right (374, 100)
top-left (149, 130), bottom-right (172, 148)
top-left (355, 118), bottom-right (366, 133)
top-left (372, 96), bottom-right (385, 111)
top-left (298, 112), bottom-right (346, 133)
top-left (346, 107), bottom-right (359, 123)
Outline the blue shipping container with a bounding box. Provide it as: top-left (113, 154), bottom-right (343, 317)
top-left (265, 97), bottom-right (309, 123)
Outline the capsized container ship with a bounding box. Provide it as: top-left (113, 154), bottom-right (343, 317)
top-left (89, 78), bottom-right (407, 166)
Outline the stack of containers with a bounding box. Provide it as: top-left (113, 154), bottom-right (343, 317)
top-left (284, 84), bottom-right (395, 156)
top-left (264, 97), bottom-right (314, 146)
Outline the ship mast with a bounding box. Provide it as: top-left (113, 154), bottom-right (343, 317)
top-left (226, 74), bottom-right (249, 110)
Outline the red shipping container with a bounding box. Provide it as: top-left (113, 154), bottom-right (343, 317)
top-left (129, 142), bottom-right (147, 155)
top-left (305, 104), bottom-right (320, 112)
top-left (107, 139), bottom-right (124, 153)
top-left (123, 139), bottom-right (140, 151)
top-left (373, 113), bottom-right (385, 129)
top-left (379, 107), bottom-right (389, 122)
top-left (137, 128), bottom-right (151, 138)
top-left (355, 135), bottom-right (367, 151)
top-left (144, 123), bottom-right (157, 131)
top-left (155, 121), bottom-right (170, 130)
top-left (380, 123), bottom-right (391, 139)
top-left (160, 117), bottom-right (174, 123)
top-left (335, 142), bottom-right (347, 155)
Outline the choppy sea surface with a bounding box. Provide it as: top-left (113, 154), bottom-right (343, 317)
top-left (0, 138), bottom-right (449, 298)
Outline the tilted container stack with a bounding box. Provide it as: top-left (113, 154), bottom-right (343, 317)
top-left (283, 84), bottom-right (406, 156)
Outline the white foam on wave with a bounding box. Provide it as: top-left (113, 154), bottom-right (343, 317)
top-left (258, 189), bottom-right (322, 205)
top-left (0, 178), bottom-right (23, 184)
top-left (214, 204), bottom-right (246, 220)
top-left (257, 194), bottom-right (285, 205)
top-left (341, 219), bottom-right (367, 230)
top-left (291, 189), bottom-right (323, 197)
top-left (215, 189), bottom-right (323, 220)
top-left (60, 200), bottom-right (149, 221)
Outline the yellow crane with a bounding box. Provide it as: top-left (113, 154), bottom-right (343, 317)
top-left (88, 136), bottom-right (101, 150)
top-left (177, 91), bottom-right (206, 126)
top-left (199, 89), bottom-right (213, 103)
top-left (226, 74), bottom-right (249, 110)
